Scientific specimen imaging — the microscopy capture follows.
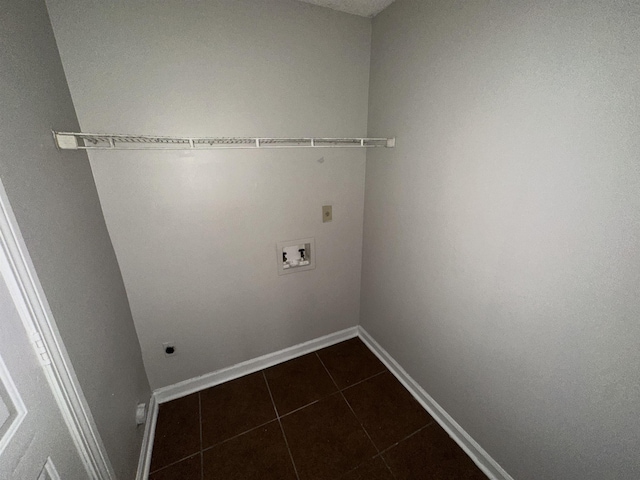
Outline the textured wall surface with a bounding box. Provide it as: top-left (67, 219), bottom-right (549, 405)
top-left (362, 1), bottom-right (640, 478)
top-left (0, 1), bottom-right (150, 477)
top-left (47, 0), bottom-right (371, 389)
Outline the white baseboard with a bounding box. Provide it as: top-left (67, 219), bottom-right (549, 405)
top-left (357, 326), bottom-right (514, 480)
top-left (154, 326), bottom-right (358, 404)
top-left (135, 395), bottom-right (158, 480)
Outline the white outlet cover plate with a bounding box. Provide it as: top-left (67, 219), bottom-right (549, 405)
top-left (322, 205), bottom-right (332, 223)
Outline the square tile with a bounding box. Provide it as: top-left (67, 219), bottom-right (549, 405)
top-left (203, 420), bottom-right (297, 480)
top-left (339, 456), bottom-right (394, 480)
top-left (264, 353), bottom-right (337, 415)
top-left (317, 338), bottom-right (386, 389)
top-left (150, 393), bottom-right (200, 472)
top-left (201, 372), bottom-right (276, 448)
top-left (149, 453), bottom-right (201, 480)
top-left (383, 424), bottom-right (488, 479)
top-left (342, 371), bottom-right (433, 450)
top-left (280, 393), bottom-right (377, 480)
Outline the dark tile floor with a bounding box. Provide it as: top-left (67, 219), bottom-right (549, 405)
top-left (149, 337), bottom-right (487, 480)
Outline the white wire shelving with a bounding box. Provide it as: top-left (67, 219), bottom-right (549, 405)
top-left (53, 132), bottom-right (396, 151)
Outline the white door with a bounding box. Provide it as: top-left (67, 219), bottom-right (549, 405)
top-left (0, 265), bottom-right (87, 479)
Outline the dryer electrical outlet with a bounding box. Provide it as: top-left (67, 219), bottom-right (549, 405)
top-left (277, 238), bottom-right (315, 276)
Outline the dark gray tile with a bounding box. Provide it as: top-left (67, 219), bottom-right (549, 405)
top-left (200, 372), bottom-right (276, 448)
top-left (383, 424), bottom-right (488, 479)
top-left (317, 338), bottom-right (386, 389)
top-left (202, 421), bottom-right (297, 480)
top-left (343, 371), bottom-right (433, 450)
top-left (150, 453), bottom-right (201, 480)
top-left (150, 393), bottom-right (200, 472)
top-left (280, 393), bottom-right (377, 480)
top-left (339, 456), bottom-right (394, 480)
top-left (265, 353), bottom-right (337, 415)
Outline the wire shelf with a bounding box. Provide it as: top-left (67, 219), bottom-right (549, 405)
top-left (53, 132), bottom-right (395, 150)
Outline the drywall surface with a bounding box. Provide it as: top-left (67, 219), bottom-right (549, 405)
top-left (362, 1), bottom-right (640, 479)
top-left (46, 0), bottom-right (371, 389)
top-left (297, 0), bottom-right (395, 17)
top-left (0, 1), bottom-right (151, 478)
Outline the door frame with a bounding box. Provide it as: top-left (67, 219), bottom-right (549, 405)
top-left (0, 179), bottom-right (114, 479)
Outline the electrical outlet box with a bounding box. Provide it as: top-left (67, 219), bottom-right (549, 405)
top-left (322, 205), bottom-right (332, 223)
top-left (163, 342), bottom-right (176, 357)
top-left (277, 238), bottom-right (315, 275)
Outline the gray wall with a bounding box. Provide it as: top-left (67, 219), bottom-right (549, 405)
top-left (0, 1), bottom-right (151, 478)
top-left (362, 1), bottom-right (640, 479)
top-left (46, 0), bottom-right (371, 389)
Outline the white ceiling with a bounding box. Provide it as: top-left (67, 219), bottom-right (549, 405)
top-left (297, 0), bottom-right (396, 17)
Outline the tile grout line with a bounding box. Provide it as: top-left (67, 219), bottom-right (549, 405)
top-left (279, 398), bottom-right (321, 419)
top-left (356, 424), bottom-right (439, 480)
top-left (149, 395), bottom-right (204, 476)
top-left (315, 352), bottom-right (399, 479)
top-left (376, 446), bottom-right (397, 479)
top-left (328, 420), bottom-right (435, 480)
top-left (314, 350), bottom-right (387, 393)
top-left (340, 369), bottom-right (387, 393)
top-left (192, 422), bottom-right (434, 480)
top-left (199, 392), bottom-right (204, 480)
top-left (315, 352), bottom-right (339, 390)
top-left (315, 354), bottom-right (384, 453)
top-left (315, 352), bottom-right (380, 450)
top-left (338, 388), bottom-right (380, 454)
top-left (274, 367), bottom-right (387, 422)
top-left (336, 452), bottom-right (393, 480)
top-left (344, 385), bottom-right (435, 479)
top-left (377, 422), bottom-right (435, 457)
top-left (148, 452), bottom-right (200, 476)
top-left (262, 370), bottom-right (301, 480)
top-left (201, 418), bottom-right (277, 453)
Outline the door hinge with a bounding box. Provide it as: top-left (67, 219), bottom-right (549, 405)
top-left (32, 331), bottom-right (52, 366)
